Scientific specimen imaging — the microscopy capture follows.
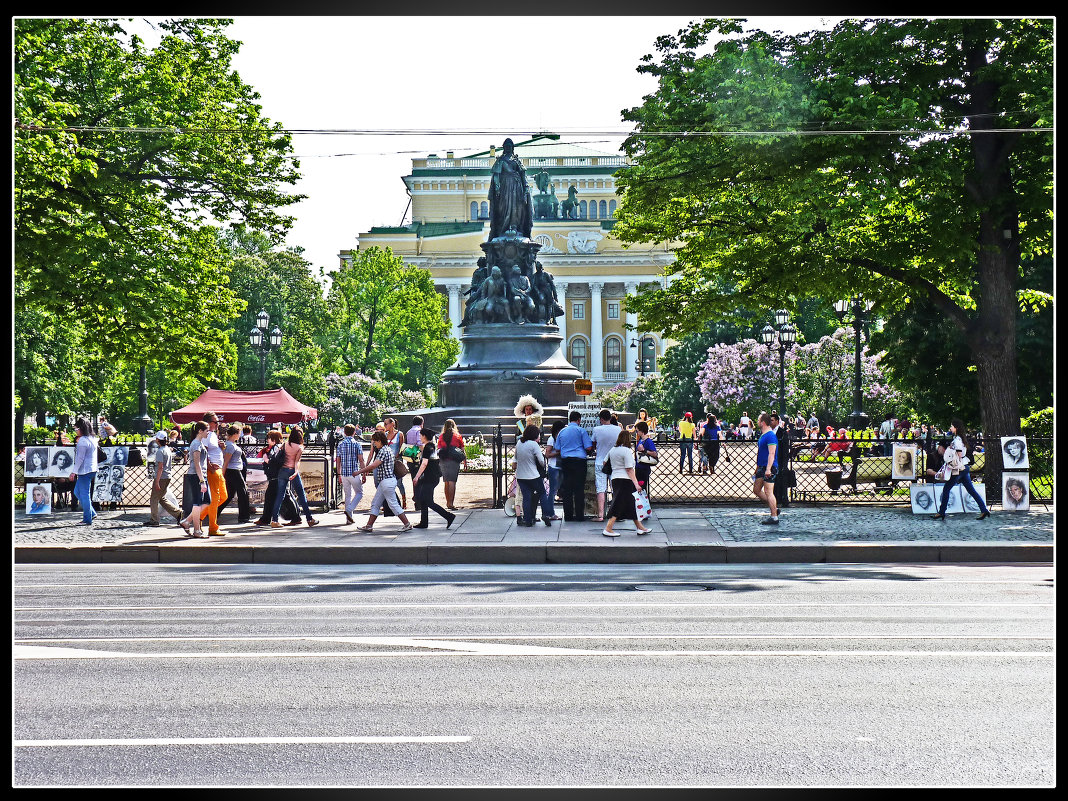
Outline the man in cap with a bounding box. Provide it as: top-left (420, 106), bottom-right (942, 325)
top-left (147, 430), bottom-right (182, 527)
top-left (678, 412), bottom-right (696, 473)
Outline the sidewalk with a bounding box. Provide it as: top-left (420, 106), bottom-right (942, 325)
top-left (12, 503), bottom-right (1054, 564)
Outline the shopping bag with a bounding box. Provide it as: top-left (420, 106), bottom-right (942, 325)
top-left (632, 489), bottom-right (651, 521)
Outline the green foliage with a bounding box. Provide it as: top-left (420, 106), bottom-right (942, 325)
top-left (326, 247), bottom-right (459, 391)
top-left (1020, 407), bottom-right (1052, 439)
top-left (593, 375), bottom-right (668, 419)
top-left (614, 18), bottom-right (1053, 437)
top-left (14, 18), bottom-right (301, 382)
top-left (223, 240), bottom-right (332, 401)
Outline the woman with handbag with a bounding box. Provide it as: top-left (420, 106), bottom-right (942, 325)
top-left (933, 417), bottom-right (991, 521)
top-left (355, 431), bottom-right (413, 532)
top-left (412, 428), bottom-right (456, 529)
top-left (603, 428), bottom-right (651, 537)
top-left (437, 418), bottom-right (467, 511)
top-left (633, 420), bottom-right (658, 496)
top-left (268, 427), bottom-right (319, 528)
top-left (513, 424), bottom-right (550, 527)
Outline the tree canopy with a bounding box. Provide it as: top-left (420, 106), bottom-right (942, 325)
top-left (326, 247), bottom-right (460, 392)
top-left (14, 18), bottom-right (302, 378)
top-left (614, 18), bottom-right (1053, 443)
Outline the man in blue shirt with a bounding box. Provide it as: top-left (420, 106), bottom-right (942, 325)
top-left (555, 410), bottom-right (594, 521)
top-left (753, 412), bottom-right (780, 525)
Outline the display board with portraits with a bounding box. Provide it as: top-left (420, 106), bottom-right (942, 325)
top-left (1001, 472), bottom-right (1030, 511)
top-left (910, 482), bottom-right (985, 515)
top-left (26, 482), bottom-right (52, 514)
top-left (24, 447), bottom-right (52, 479)
top-left (1000, 436), bottom-right (1029, 470)
top-left (891, 443), bottom-right (917, 481)
top-left (48, 447), bottom-right (76, 478)
top-left (92, 463), bottom-right (127, 504)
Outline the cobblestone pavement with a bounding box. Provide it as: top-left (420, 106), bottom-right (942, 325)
top-left (703, 505), bottom-right (1054, 542)
top-left (12, 503), bottom-right (1053, 546)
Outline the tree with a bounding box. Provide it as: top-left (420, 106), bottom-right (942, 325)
top-left (326, 247), bottom-right (459, 391)
top-left (614, 18), bottom-right (1053, 446)
top-left (14, 18), bottom-right (302, 380)
top-left (224, 242), bottom-right (332, 402)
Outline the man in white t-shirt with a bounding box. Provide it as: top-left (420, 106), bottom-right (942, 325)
top-left (591, 408), bottom-right (622, 522)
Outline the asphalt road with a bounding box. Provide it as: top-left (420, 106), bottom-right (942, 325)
top-left (13, 563), bottom-right (1055, 787)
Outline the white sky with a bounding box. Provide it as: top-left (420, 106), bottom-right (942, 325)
top-left (212, 16), bottom-right (844, 274)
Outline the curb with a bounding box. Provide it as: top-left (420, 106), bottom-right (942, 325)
top-left (14, 541), bottom-right (1053, 565)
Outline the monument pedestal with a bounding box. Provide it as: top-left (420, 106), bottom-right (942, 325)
top-left (438, 322), bottom-right (581, 422)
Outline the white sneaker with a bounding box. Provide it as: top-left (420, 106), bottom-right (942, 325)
top-left (400, 523), bottom-right (414, 532)
top-left (356, 525), bottom-right (374, 533)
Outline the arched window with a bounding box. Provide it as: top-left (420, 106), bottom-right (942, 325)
top-left (470, 201), bottom-right (478, 221)
top-left (579, 200), bottom-right (587, 219)
top-left (599, 200), bottom-right (608, 218)
top-left (480, 201), bottom-right (489, 219)
top-left (605, 337), bottom-right (622, 373)
top-left (609, 200), bottom-right (617, 218)
top-left (589, 200), bottom-right (598, 220)
top-left (570, 338), bottom-right (588, 376)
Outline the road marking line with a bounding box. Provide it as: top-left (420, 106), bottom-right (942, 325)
top-left (13, 736), bottom-right (470, 748)
top-left (11, 602), bottom-right (1056, 611)
top-left (13, 645), bottom-right (1054, 659)
top-left (15, 634), bottom-right (1056, 643)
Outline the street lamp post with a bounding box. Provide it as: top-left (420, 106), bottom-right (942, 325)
top-left (760, 309), bottom-right (797, 415)
top-left (248, 310), bottom-right (283, 390)
top-left (834, 297), bottom-right (873, 430)
top-left (629, 334), bottom-right (654, 377)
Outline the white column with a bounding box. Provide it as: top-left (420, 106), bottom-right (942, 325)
top-left (556, 281), bottom-right (569, 357)
top-left (624, 281), bottom-right (639, 381)
top-left (447, 284), bottom-right (461, 340)
top-left (590, 282), bottom-right (604, 382)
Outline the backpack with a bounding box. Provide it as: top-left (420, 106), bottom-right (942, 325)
top-left (264, 444), bottom-right (286, 480)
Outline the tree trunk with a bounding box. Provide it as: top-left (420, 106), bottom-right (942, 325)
top-left (964, 23), bottom-right (1024, 500)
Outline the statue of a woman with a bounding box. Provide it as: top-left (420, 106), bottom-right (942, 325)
top-left (488, 138), bottom-right (534, 240)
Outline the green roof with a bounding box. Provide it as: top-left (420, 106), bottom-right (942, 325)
top-left (367, 221), bottom-right (485, 238)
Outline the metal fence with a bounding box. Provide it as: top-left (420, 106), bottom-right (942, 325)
top-left (486, 429), bottom-right (1053, 508)
top-left (15, 438), bottom-right (337, 511)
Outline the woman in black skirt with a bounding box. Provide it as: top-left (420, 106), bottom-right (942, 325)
top-left (602, 428), bottom-right (651, 537)
top-left (412, 428), bottom-right (456, 529)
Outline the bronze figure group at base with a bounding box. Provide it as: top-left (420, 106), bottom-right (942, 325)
top-left (461, 255), bottom-right (565, 326)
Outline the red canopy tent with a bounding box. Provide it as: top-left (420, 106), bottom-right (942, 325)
top-left (169, 389), bottom-right (318, 425)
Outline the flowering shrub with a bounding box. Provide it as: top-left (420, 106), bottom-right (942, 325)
top-left (696, 338), bottom-right (785, 421)
top-left (695, 328), bottom-right (898, 425)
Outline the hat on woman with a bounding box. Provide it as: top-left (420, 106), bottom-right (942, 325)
top-left (512, 394), bottom-right (544, 418)
top-left (684, 412), bottom-right (692, 418)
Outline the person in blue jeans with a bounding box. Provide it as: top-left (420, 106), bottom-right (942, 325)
top-left (752, 413), bottom-right (779, 525)
top-left (68, 417), bottom-right (99, 525)
top-left (933, 417), bottom-right (991, 521)
top-left (269, 427), bottom-right (319, 528)
top-left (541, 420), bottom-right (565, 521)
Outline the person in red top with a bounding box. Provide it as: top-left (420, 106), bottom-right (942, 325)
top-left (436, 418), bottom-right (467, 510)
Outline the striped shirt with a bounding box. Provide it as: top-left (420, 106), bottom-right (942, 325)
top-left (336, 436), bottom-right (364, 475)
top-left (372, 446), bottom-right (395, 483)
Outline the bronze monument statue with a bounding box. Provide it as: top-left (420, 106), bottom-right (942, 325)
top-left (488, 138), bottom-right (535, 240)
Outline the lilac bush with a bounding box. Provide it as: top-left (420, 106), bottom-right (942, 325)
top-left (696, 329), bottom-right (898, 427)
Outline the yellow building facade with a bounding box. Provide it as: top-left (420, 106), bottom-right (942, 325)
top-left (344, 135), bottom-right (675, 388)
